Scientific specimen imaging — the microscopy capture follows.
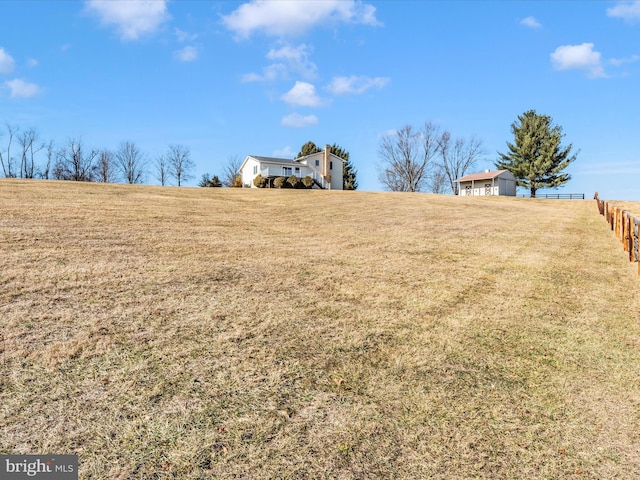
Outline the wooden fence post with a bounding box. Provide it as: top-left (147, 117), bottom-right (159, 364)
top-left (597, 197), bottom-right (640, 276)
top-left (627, 214), bottom-right (633, 261)
top-left (608, 205), bottom-right (612, 230)
top-left (623, 212), bottom-right (628, 252)
top-left (635, 218), bottom-right (639, 263)
top-left (611, 206), bottom-right (614, 231)
top-left (618, 208), bottom-right (623, 241)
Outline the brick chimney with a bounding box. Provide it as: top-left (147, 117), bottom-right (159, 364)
top-left (323, 144), bottom-right (331, 184)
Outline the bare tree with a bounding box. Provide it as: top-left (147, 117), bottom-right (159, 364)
top-left (95, 149), bottom-right (119, 183)
top-left (438, 134), bottom-right (484, 195)
top-left (42, 140), bottom-right (55, 180)
top-left (115, 141), bottom-right (145, 184)
top-left (154, 154), bottom-right (170, 186)
top-left (0, 124), bottom-right (19, 178)
top-left (378, 123), bottom-right (441, 192)
top-left (430, 169), bottom-right (449, 194)
top-left (222, 155), bottom-right (242, 187)
top-left (53, 138), bottom-right (98, 181)
top-left (18, 128), bottom-right (44, 179)
top-left (167, 144), bottom-right (194, 187)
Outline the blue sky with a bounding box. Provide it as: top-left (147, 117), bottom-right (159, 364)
top-left (1, 0), bottom-right (639, 199)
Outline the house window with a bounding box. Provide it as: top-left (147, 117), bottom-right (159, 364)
top-left (253, 165), bottom-right (258, 175)
top-left (295, 167), bottom-right (300, 175)
top-left (330, 161), bottom-right (333, 170)
top-left (315, 160), bottom-right (319, 167)
top-left (283, 167), bottom-right (292, 176)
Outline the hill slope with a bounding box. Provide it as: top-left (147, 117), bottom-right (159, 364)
top-left (1, 180), bottom-right (640, 479)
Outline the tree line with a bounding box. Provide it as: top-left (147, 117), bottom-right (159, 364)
top-left (378, 110), bottom-right (577, 197)
top-left (0, 124), bottom-right (197, 186)
top-left (3, 110), bottom-right (575, 196)
top-left (378, 122), bottom-right (483, 194)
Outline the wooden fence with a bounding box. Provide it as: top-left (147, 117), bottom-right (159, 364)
top-left (519, 193), bottom-right (585, 199)
top-left (595, 192), bottom-right (640, 276)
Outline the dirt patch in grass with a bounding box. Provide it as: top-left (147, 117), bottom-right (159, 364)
top-left (2, 180), bottom-right (640, 479)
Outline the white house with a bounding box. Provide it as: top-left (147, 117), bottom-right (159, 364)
top-left (239, 145), bottom-right (344, 190)
top-left (455, 170), bottom-right (517, 196)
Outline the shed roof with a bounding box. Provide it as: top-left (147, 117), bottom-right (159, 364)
top-left (455, 170), bottom-right (512, 183)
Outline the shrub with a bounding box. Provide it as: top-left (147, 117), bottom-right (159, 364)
top-left (287, 175), bottom-right (301, 189)
top-left (273, 176), bottom-right (286, 188)
top-left (232, 176), bottom-right (243, 188)
top-left (199, 174), bottom-right (222, 187)
top-left (302, 175), bottom-right (315, 188)
top-left (253, 174), bottom-right (267, 188)
top-left (198, 173), bottom-right (212, 187)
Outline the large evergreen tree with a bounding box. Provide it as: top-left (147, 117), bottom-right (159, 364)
top-left (296, 141), bottom-right (321, 158)
top-left (296, 141), bottom-right (357, 190)
top-left (496, 110), bottom-right (577, 198)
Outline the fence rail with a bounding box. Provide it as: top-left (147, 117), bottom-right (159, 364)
top-left (594, 192), bottom-right (640, 276)
top-left (518, 193), bottom-right (585, 199)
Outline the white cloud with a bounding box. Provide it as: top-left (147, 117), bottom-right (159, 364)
top-left (27, 58), bottom-right (38, 68)
top-left (267, 43), bottom-right (317, 78)
top-left (241, 72), bottom-right (266, 83)
top-left (241, 63), bottom-right (287, 82)
top-left (175, 28), bottom-right (197, 42)
top-left (174, 46), bottom-right (198, 62)
top-left (273, 145), bottom-right (295, 157)
top-left (520, 16), bottom-right (542, 28)
top-left (607, 1), bottom-right (640, 21)
top-left (281, 113), bottom-right (318, 128)
top-left (243, 43), bottom-right (316, 82)
top-left (85, 0), bottom-right (170, 40)
top-left (281, 81), bottom-right (323, 107)
top-left (326, 75), bottom-right (389, 95)
top-left (4, 79), bottom-right (42, 98)
top-left (609, 54), bottom-right (640, 66)
top-left (0, 48), bottom-right (15, 74)
top-left (222, 0), bottom-right (380, 39)
top-left (550, 43), bottom-right (606, 78)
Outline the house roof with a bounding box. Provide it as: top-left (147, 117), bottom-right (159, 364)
top-left (238, 155), bottom-right (300, 173)
top-left (455, 170), bottom-right (512, 183)
top-left (239, 151), bottom-right (346, 173)
top-left (249, 156), bottom-right (302, 165)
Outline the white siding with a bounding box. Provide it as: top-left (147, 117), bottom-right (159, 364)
top-left (329, 157), bottom-right (344, 190)
top-left (458, 172), bottom-right (516, 197)
top-left (240, 152), bottom-right (345, 190)
top-left (241, 158), bottom-right (260, 187)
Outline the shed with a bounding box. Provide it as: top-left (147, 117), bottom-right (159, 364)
top-left (455, 170), bottom-right (517, 196)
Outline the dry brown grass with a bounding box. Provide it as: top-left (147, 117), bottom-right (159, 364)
top-left (607, 200), bottom-right (640, 220)
top-left (2, 179), bottom-right (640, 479)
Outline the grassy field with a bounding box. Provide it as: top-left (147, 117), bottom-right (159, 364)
top-left (608, 201), bottom-right (640, 220)
top-left (1, 179), bottom-right (640, 479)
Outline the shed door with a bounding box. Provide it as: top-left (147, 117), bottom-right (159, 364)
top-left (465, 185), bottom-right (472, 196)
top-left (485, 184), bottom-right (492, 196)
